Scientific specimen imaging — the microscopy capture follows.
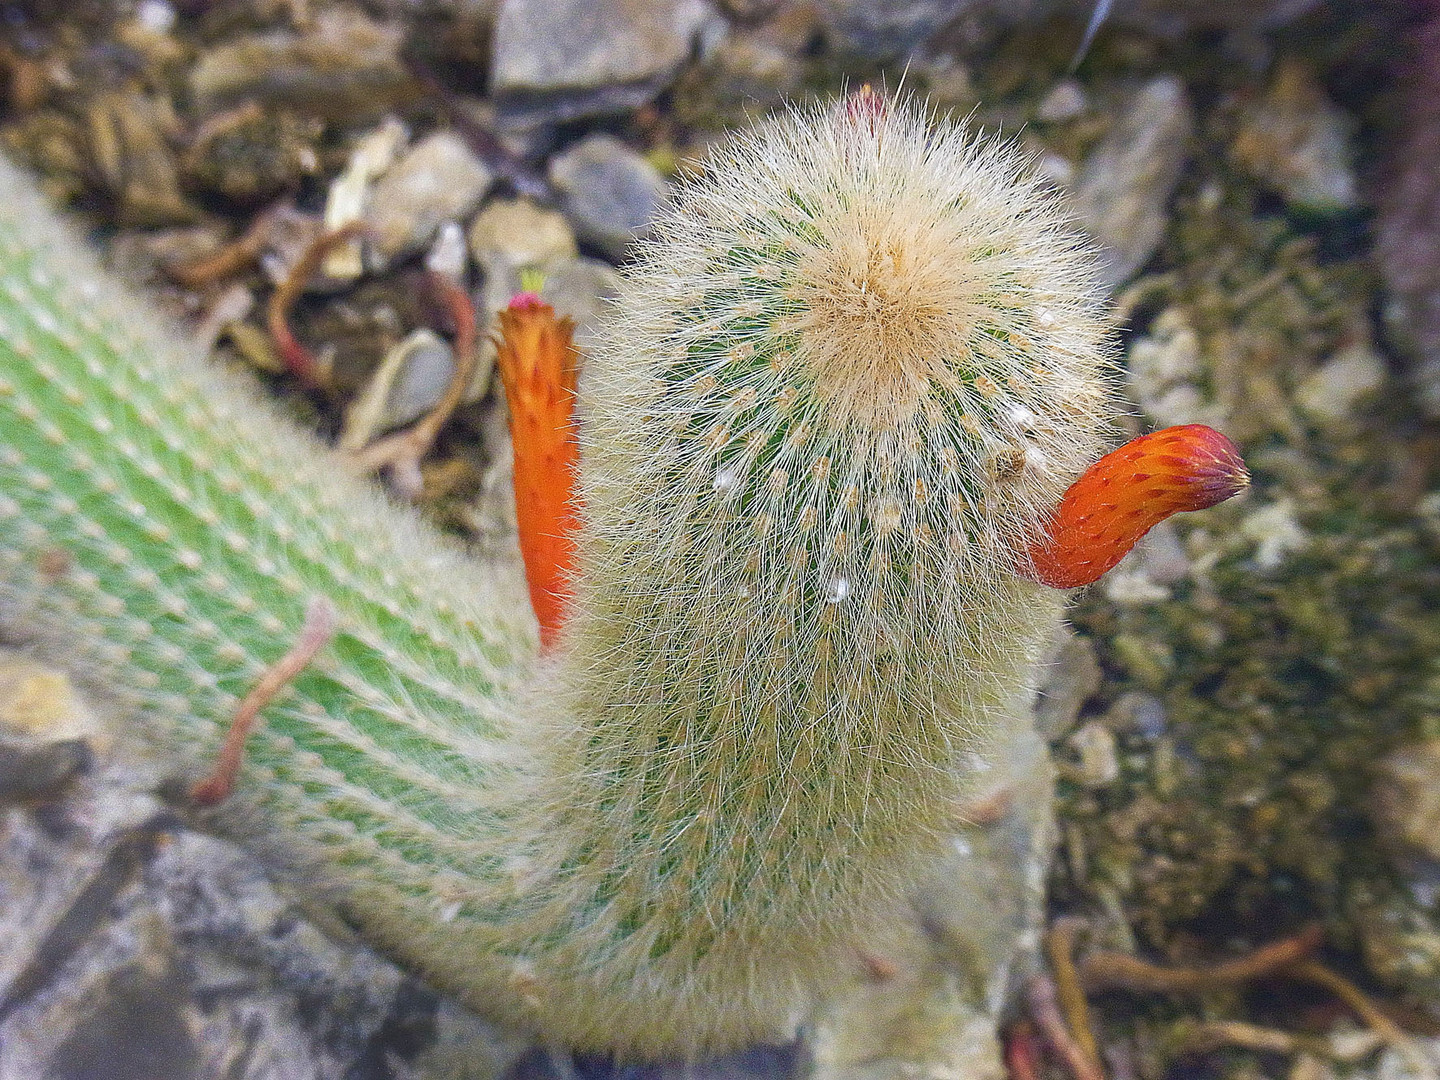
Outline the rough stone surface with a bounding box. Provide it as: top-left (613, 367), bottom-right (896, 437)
top-left (491, 0), bottom-right (720, 123)
top-left (188, 9), bottom-right (416, 119)
top-left (340, 328), bottom-right (463, 452)
top-left (1033, 626), bottom-right (1101, 741)
top-left (1372, 741), bottom-right (1440, 867)
top-left (1072, 76), bottom-right (1194, 288)
top-left (1109, 0), bottom-right (1321, 35)
top-left (0, 654), bottom-right (526, 1080)
top-left (1232, 59), bottom-right (1358, 213)
top-left (1036, 80), bottom-right (1087, 123)
top-left (812, 0), bottom-right (1051, 59)
top-left (1126, 307), bottom-right (1226, 431)
top-left (365, 131), bottom-right (495, 266)
top-left (549, 134), bottom-right (666, 260)
top-left (468, 198), bottom-right (579, 274)
top-left (1376, 15), bottom-right (1440, 419)
top-left (1296, 341), bottom-right (1387, 423)
top-left (811, 0), bottom-right (1319, 59)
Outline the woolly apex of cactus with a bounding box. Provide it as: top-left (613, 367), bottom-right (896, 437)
top-left (583, 93), bottom-right (1116, 587)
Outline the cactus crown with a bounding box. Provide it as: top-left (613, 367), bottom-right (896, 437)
top-left (578, 95), bottom-right (1113, 665)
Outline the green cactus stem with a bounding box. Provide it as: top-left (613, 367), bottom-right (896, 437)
top-left (0, 96), bottom-right (1115, 1060)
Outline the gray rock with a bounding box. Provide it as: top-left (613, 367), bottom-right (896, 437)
top-left (188, 9), bottom-right (416, 119)
top-left (1296, 341), bottom-right (1387, 423)
top-left (1372, 741), bottom-right (1440, 867)
top-left (1232, 60), bottom-right (1358, 214)
top-left (812, 0), bottom-right (1317, 60)
top-left (1072, 76), bottom-right (1194, 289)
top-left (1036, 79), bottom-right (1087, 123)
top-left (1108, 0), bottom-right (1321, 36)
top-left (492, 0), bottom-right (720, 124)
top-left (1104, 692), bottom-right (1168, 741)
top-left (365, 132), bottom-right (495, 267)
top-left (1064, 722), bottom-right (1120, 788)
top-left (468, 198), bottom-right (579, 273)
top-left (549, 135), bottom-right (666, 260)
top-left (340, 329), bottom-right (466, 453)
top-left (1239, 497), bottom-right (1308, 572)
top-left (813, 0), bottom-right (1053, 59)
top-left (1034, 626), bottom-right (1101, 741)
top-left (0, 651), bottom-right (526, 1080)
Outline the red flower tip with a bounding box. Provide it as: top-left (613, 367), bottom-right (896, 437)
top-left (1024, 424), bottom-right (1249, 589)
top-left (507, 290), bottom-right (545, 312)
top-left (843, 85), bottom-right (889, 131)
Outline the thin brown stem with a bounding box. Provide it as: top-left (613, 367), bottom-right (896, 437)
top-left (190, 597), bottom-right (337, 807)
top-left (1285, 960), bottom-right (1410, 1044)
top-left (347, 272), bottom-right (478, 500)
top-left (1027, 974), bottom-right (1107, 1080)
top-left (1048, 919), bottom-right (1104, 1075)
top-left (1004, 1022), bottom-right (1043, 1080)
top-left (266, 222), bottom-right (363, 389)
top-left (165, 203), bottom-right (283, 291)
top-left (1078, 924), bottom-right (1323, 994)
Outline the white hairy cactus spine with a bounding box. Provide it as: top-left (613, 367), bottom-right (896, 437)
top-left (0, 96), bottom-right (1114, 1059)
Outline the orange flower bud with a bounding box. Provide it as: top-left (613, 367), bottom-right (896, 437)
top-left (1024, 424), bottom-right (1249, 589)
top-left (494, 293), bottom-right (580, 648)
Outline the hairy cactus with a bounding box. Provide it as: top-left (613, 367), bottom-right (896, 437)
top-left (0, 97), bottom-right (1117, 1058)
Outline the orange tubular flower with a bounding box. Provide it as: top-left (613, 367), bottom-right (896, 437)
top-left (1024, 424), bottom-right (1250, 589)
top-left (494, 293), bottom-right (580, 649)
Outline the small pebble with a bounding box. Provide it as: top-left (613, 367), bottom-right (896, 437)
top-left (323, 119), bottom-right (408, 281)
top-left (1296, 341), bottom-right (1386, 422)
top-left (340, 328), bottom-right (469, 451)
top-left (189, 10), bottom-right (415, 119)
top-left (549, 134), bottom-right (665, 259)
top-left (425, 222), bottom-right (470, 280)
top-left (0, 737), bottom-right (91, 800)
top-left (1036, 79), bottom-right (1087, 122)
top-left (1073, 76), bottom-right (1195, 288)
top-left (1232, 59), bottom-right (1359, 213)
top-left (1372, 740), bottom-right (1440, 865)
top-left (366, 132), bottom-right (495, 267)
top-left (491, 0), bottom-right (719, 123)
top-left (1240, 498), bottom-right (1307, 570)
top-left (1067, 721), bottom-right (1120, 788)
top-left (468, 198), bottom-right (579, 273)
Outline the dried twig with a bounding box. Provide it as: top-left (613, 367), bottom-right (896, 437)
top-left (1179, 1020), bottom-right (1313, 1057)
top-left (347, 272), bottom-right (478, 500)
top-left (1079, 924), bottom-right (1323, 994)
top-left (1048, 919), bottom-right (1104, 1075)
top-left (1287, 958), bottom-right (1436, 1079)
top-left (165, 203), bottom-right (284, 291)
top-left (1286, 960), bottom-right (1408, 1043)
top-left (266, 222), bottom-right (363, 389)
top-left (1004, 1022), bottom-right (1043, 1080)
top-left (1027, 973), bottom-right (1107, 1080)
top-left (190, 597), bottom-right (337, 806)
